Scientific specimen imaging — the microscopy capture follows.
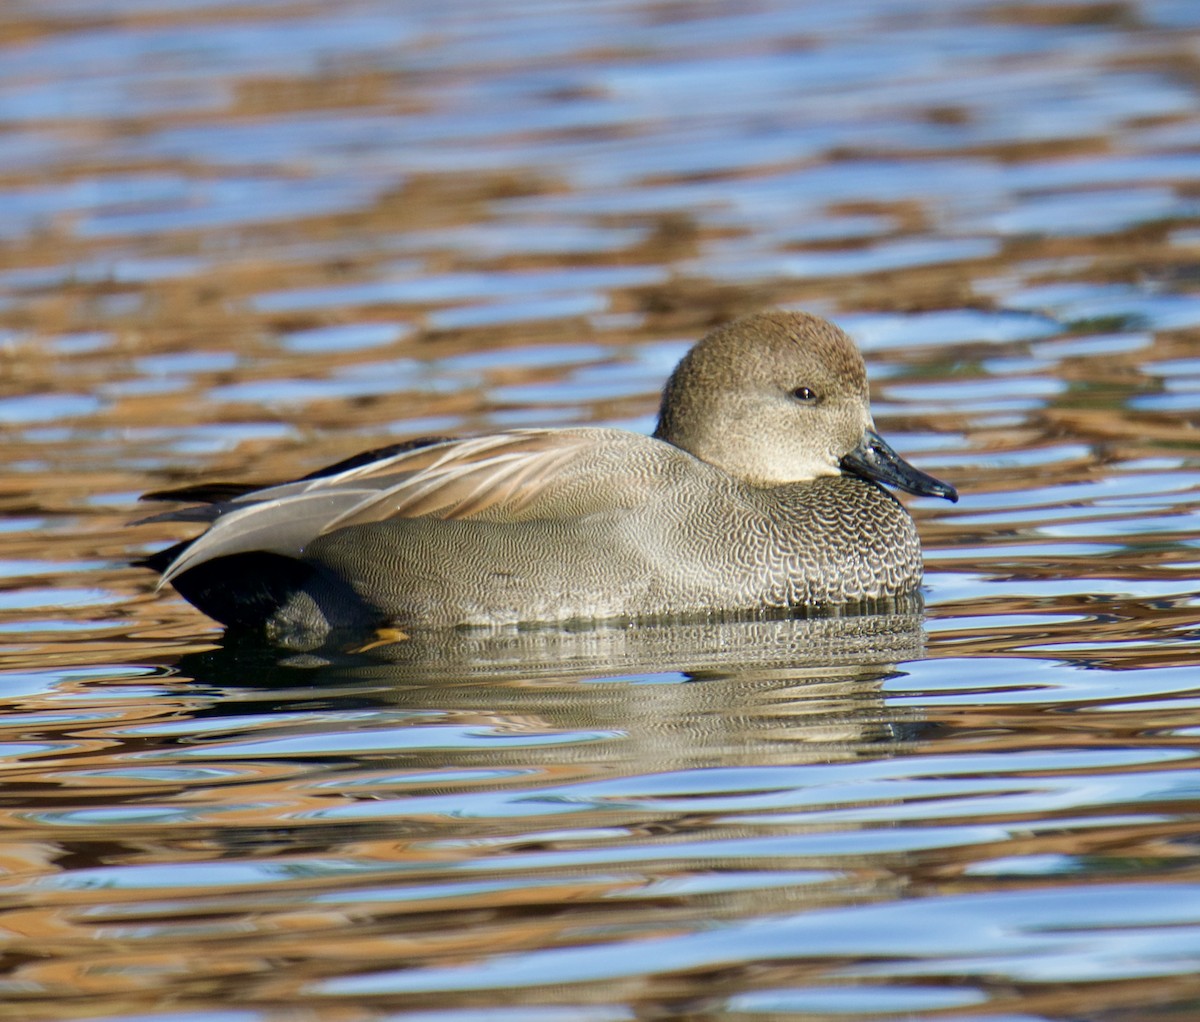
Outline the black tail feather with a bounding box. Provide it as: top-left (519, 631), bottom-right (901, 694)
top-left (132, 538), bottom-right (194, 574)
top-left (146, 549), bottom-right (367, 634)
top-left (141, 482), bottom-right (260, 504)
top-left (165, 552), bottom-right (321, 630)
top-left (139, 436), bottom-right (454, 505)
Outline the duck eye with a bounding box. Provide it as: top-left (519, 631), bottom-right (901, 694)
top-left (790, 386), bottom-right (818, 402)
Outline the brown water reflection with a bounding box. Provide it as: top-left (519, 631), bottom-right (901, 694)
top-left (2, 0), bottom-right (1200, 1019)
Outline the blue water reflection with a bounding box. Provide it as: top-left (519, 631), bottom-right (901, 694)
top-left (1, 0), bottom-right (1199, 1018)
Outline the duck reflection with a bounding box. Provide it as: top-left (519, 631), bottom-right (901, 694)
top-left (86, 607), bottom-right (935, 1004)
top-left (169, 604), bottom-right (930, 773)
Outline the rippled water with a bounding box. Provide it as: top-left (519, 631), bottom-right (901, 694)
top-left (2, 1), bottom-right (1200, 1019)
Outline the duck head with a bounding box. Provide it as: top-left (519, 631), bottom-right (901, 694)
top-left (653, 310), bottom-right (958, 502)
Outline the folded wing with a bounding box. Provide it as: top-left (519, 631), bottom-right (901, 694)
top-left (149, 428), bottom-right (678, 587)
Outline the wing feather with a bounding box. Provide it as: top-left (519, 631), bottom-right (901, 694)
top-left (150, 428), bottom-right (684, 583)
top-left (319, 431), bottom-right (615, 529)
top-left (157, 489), bottom-right (379, 587)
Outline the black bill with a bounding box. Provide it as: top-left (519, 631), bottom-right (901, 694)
top-left (840, 429), bottom-right (958, 502)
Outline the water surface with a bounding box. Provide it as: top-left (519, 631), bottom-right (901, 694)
top-left (1, 1), bottom-right (1199, 1020)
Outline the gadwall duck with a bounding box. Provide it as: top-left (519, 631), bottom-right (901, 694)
top-left (139, 311), bottom-right (956, 639)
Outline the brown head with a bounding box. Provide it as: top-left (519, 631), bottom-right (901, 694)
top-left (654, 310), bottom-right (957, 500)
